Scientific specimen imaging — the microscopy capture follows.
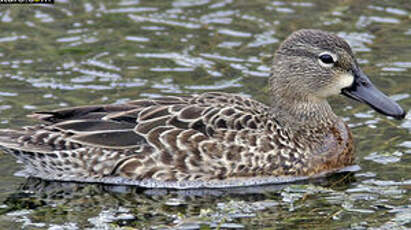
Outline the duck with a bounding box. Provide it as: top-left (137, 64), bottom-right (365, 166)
top-left (0, 29), bottom-right (406, 189)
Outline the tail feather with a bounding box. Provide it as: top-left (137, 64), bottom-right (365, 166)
top-left (0, 128), bottom-right (87, 181)
top-left (0, 128), bottom-right (134, 183)
top-left (0, 129), bottom-right (26, 149)
top-left (0, 128), bottom-right (55, 153)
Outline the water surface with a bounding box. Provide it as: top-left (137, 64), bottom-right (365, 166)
top-left (0, 0), bottom-right (410, 229)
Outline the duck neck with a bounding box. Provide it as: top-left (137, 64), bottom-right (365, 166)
top-left (269, 85), bottom-right (338, 129)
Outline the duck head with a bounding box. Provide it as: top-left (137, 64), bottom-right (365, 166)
top-left (270, 29), bottom-right (406, 120)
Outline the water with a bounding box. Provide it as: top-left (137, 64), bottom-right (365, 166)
top-left (0, 0), bottom-right (410, 229)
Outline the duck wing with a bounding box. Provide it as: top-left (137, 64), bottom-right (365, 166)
top-left (1, 92), bottom-right (268, 151)
top-left (0, 92), bottom-right (271, 184)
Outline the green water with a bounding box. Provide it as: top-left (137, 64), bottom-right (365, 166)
top-left (0, 0), bottom-right (410, 229)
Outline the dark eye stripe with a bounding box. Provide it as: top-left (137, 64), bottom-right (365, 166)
top-left (319, 54), bottom-right (334, 64)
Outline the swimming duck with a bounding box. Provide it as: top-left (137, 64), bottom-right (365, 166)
top-left (0, 29), bottom-right (405, 189)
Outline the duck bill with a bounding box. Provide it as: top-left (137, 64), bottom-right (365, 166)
top-left (341, 69), bottom-right (406, 120)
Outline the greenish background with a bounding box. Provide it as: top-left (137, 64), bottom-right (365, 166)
top-left (0, 0), bottom-right (409, 229)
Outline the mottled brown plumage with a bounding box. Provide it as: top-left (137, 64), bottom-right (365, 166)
top-left (0, 29), bottom-right (405, 188)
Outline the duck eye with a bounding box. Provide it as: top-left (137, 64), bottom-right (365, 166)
top-left (319, 54), bottom-right (334, 64)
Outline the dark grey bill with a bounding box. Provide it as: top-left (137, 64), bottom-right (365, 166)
top-left (341, 69), bottom-right (406, 120)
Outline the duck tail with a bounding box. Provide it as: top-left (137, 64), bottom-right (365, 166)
top-left (0, 129), bottom-right (27, 151)
top-left (0, 128), bottom-right (77, 180)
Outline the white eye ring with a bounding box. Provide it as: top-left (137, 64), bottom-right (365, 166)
top-left (318, 51), bottom-right (338, 68)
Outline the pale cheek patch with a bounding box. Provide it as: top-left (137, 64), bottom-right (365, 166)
top-left (317, 73), bottom-right (354, 98)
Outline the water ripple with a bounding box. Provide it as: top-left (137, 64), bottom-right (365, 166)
top-left (136, 52), bottom-right (214, 68)
top-left (218, 28), bottom-right (252, 38)
top-left (104, 7), bottom-right (157, 14)
top-left (129, 14), bottom-right (202, 29)
top-left (173, 0), bottom-right (211, 8)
